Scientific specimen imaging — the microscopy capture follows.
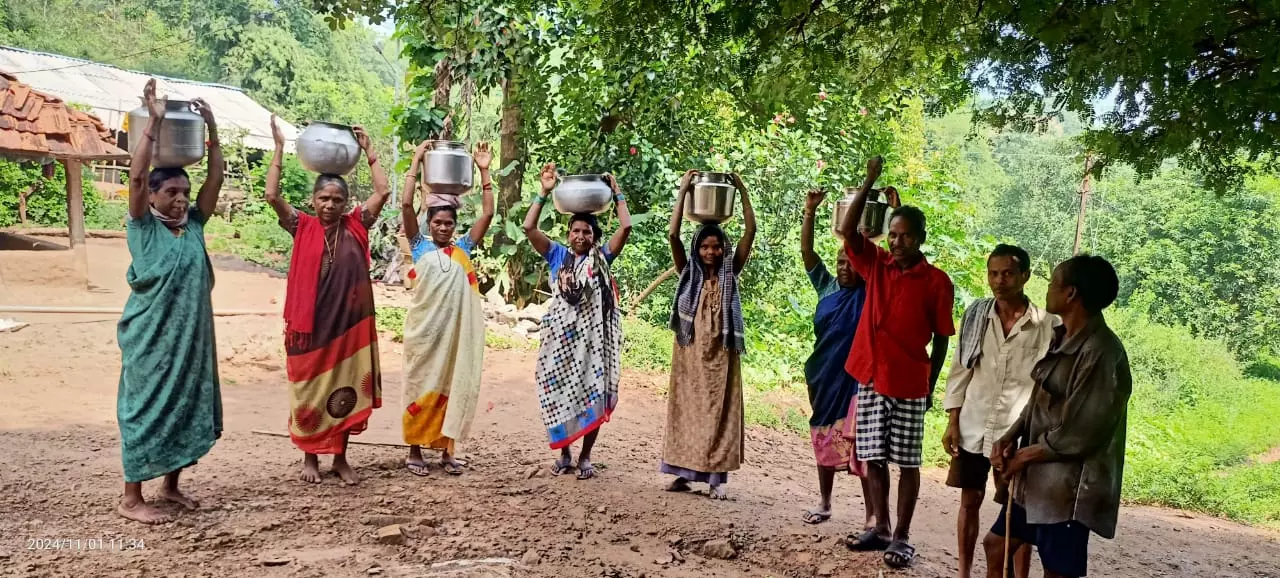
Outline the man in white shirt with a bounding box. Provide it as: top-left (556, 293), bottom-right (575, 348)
top-left (943, 245), bottom-right (1058, 578)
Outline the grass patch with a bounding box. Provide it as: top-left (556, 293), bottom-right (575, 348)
top-left (85, 200), bottom-right (127, 229)
top-left (375, 306), bottom-right (406, 342)
top-left (485, 331), bottom-right (537, 351)
top-left (204, 213), bottom-right (293, 272)
top-left (620, 316), bottom-right (672, 371)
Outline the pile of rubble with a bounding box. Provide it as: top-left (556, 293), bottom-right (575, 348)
top-left (482, 288), bottom-right (547, 340)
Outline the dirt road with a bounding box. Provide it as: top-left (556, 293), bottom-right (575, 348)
top-left (1, 239), bottom-right (1278, 577)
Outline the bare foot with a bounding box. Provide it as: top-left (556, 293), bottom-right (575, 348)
top-left (300, 454), bottom-right (322, 484)
top-left (709, 484), bottom-right (728, 500)
top-left (117, 499), bottom-right (173, 525)
top-left (158, 488), bottom-right (199, 510)
top-left (332, 455), bottom-right (360, 486)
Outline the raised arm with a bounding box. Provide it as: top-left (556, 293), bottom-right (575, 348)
top-left (468, 142), bottom-right (496, 246)
top-left (837, 156), bottom-right (884, 251)
top-left (604, 174), bottom-right (632, 257)
top-left (522, 162), bottom-right (556, 256)
top-left (668, 169), bottom-right (696, 273)
top-left (356, 126), bottom-right (391, 219)
top-left (192, 99), bottom-right (221, 222)
top-left (800, 188), bottom-right (825, 271)
top-left (127, 79), bottom-right (164, 219)
top-left (400, 140), bottom-right (430, 242)
top-left (732, 173), bottom-right (756, 274)
top-left (264, 115), bottom-right (295, 223)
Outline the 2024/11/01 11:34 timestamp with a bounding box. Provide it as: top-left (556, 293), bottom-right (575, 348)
top-left (26, 537), bottom-right (146, 552)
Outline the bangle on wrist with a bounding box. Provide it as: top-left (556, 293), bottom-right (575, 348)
top-left (614, 193), bottom-right (626, 202)
top-left (367, 157), bottom-right (379, 166)
top-left (533, 195), bottom-right (548, 205)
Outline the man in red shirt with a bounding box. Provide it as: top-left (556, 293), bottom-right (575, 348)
top-left (838, 157), bottom-right (956, 569)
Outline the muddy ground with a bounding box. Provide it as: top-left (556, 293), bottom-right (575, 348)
top-left (1, 238), bottom-right (1278, 578)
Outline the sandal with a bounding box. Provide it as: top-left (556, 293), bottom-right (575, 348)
top-left (576, 459), bottom-right (596, 480)
top-left (802, 509), bottom-right (831, 524)
top-left (709, 484), bottom-right (728, 500)
top-left (551, 456), bottom-right (575, 477)
top-left (883, 540), bottom-right (916, 569)
top-left (441, 460), bottom-right (464, 476)
top-left (405, 460), bottom-right (430, 477)
top-left (846, 529), bottom-right (891, 552)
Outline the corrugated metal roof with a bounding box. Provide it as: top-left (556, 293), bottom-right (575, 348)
top-left (0, 46), bottom-right (297, 152)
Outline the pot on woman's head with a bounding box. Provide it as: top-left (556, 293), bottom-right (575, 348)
top-left (297, 122), bottom-right (361, 176)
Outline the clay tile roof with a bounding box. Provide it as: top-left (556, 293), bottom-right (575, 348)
top-left (0, 71), bottom-right (127, 161)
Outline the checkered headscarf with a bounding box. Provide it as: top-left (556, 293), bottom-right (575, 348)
top-left (669, 224), bottom-right (745, 353)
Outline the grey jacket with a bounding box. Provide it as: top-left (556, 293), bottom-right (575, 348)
top-left (1005, 314), bottom-right (1132, 539)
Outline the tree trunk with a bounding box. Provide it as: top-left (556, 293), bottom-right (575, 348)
top-left (434, 57), bottom-right (453, 140)
top-left (16, 183), bottom-right (36, 224)
top-left (499, 67), bottom-right (529, 304)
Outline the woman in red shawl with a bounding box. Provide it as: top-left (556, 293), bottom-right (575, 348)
top-left (265, 116), bottom-right (390, 485)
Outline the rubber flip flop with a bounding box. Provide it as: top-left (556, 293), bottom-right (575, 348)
top-left (846, 529), bottom-right (892, 551)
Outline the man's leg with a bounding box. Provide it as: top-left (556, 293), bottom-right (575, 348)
top-left (957, 487), bottom-right (986, 578)
top-left (884, 395), bottom-right (927, 554)
top-left (859, 475), bottom-right (877, 529)
top-left (893, 467), bottom-right (920, 541)
top-left (850, 386), bottom-right (893, 547)
top-left (1035, 520), bottom-right (1091, 578)
top-left (983, 531), bottom-right (1029, 578)
top-left (866, 460), bottom-right (893, 538)
top-left (983, 502), bottom-right (1031, 578)
top-left (948, 450), bottom-right (993, 578)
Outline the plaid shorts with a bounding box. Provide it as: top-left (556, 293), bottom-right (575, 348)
top-left (854, 386), bottom-right (927, 467)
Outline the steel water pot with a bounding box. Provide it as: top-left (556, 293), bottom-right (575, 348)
top-left (127, 99), bottom-right (205, 168)
top-left (684, 171), bottom-right (736, 224)
top-left (833, 188), bottom-right (890, 241)
top-left (296, 122), bottom-right (361, 175)
top-left (553, 174), bottom-right (612, 215)
top-left (421, 140), bottom-right (473, 195)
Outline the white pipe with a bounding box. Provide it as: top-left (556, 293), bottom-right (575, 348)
top-left (0, 305), bottom-right (276, 316)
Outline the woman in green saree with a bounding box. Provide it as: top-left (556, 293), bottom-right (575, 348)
top-left (116, 79), bottom-right (224, 524)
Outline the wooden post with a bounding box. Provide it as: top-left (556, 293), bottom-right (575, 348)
top-left (64, 159), bottom-right (89, 287)
top-left (1072, 155), bottom-right (1094, 256)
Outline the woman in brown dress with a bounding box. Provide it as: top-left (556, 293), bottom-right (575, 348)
top-left (661, 169), bottom-right (756, 500)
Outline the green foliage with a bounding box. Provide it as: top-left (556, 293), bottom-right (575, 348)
top-left (620, 317), bottom-right (671, 372)
top-left (204, 212), bottom-right (294, 271)
top-left (0, 0), bottom-right (400, 146)
top-left (960, 0), bottom-right (1280, 188)
top-left (965, 119), bottom-right (1280, 359)
top-left (374, 306), bottom-right (406, 342)
top-left (0, 161), bottom-right (101, 228)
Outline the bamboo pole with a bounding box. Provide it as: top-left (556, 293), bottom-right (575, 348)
top-left (251, 429), bottom-right (414, 450)
top-left (0, 305), bottom-right (276, 316)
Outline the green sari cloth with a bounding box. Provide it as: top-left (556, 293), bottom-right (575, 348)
top-left (116, 208), bottom-right (223, 483)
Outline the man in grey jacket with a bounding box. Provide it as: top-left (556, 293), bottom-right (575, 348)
top-left (986, 254), bottom-right (1132, 578)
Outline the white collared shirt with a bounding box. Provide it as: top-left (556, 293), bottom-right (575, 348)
top-left (943, 300), bottom-right (1059, 456)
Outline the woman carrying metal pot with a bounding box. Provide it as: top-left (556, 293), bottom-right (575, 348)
top-left (265, 115), bottom-right (391, 486)
top-left (116, 78), bottom-right (223, 524)
top-left (399, 140), bottom-right (495, 477)
top-left (661, 169), bottom-right (757, 500)
top-left (522, 163), bottom-right (632, 480)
